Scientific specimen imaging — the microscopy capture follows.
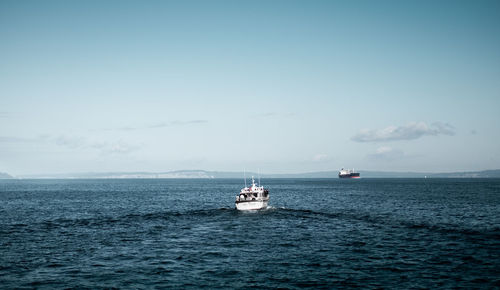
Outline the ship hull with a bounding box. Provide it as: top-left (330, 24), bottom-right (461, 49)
top-left (235, 200), bottom-right (268, 210)
top-left (339, 173), bottom-right (360, 178)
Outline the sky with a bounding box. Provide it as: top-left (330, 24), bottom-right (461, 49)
top-left (1, 0), bottom-right (499, 175)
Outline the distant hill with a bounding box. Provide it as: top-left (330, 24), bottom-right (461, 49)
top-left (0, 172), bottom-right (13, 179)
top-left (296, 170), bottom-right (500, 178)
top-left (427, 169), bottom-right (500, 178)
top-left (16, 169), bottom-right (500, 179)
top-left (19, 170), bottom-right (216, 179)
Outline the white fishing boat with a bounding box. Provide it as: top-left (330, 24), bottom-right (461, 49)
top-left (235, 176), bottom-right (269, 210)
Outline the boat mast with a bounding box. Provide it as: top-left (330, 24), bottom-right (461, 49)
top-left (244, 168), bottom-right (247, 188)
top-left (258, 168), bottom-right (261, 186)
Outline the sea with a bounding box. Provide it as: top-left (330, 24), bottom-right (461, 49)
top-left (1, 178), bottom-right (499, 289)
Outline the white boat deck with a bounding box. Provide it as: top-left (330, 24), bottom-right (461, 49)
top-left (235, 176), bottom-right (269, 210)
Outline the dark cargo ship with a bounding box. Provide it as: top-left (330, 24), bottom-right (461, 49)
top-left (338, 168), bottom-right (360, 178)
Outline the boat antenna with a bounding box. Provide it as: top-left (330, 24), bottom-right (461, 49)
top-left (244, 168), bottom-right (247, 188)
top-left (258, 168), bottom-right (261, 186)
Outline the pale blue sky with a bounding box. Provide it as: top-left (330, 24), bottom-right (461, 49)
top-left (1, 0), bottom-right (499, 175)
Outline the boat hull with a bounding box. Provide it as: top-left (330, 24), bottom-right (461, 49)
top-left (235, 200), bottom-right (268, 210)
top-left (339, 173), bottom-right (360, 178)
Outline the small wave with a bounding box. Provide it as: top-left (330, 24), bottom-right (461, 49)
top-left (11, 207), bottom-right (238, 231)
top-left (8, 206), bottom-right (500, 244)
top-left (257, 207), bottom-right (500, 240)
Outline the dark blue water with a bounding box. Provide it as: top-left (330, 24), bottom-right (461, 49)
top-left (1, 178), bottom-right (499, 288)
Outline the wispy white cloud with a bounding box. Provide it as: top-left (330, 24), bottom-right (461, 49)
top-left (114, 126), bottom-right (138, 131)
top-left (0, 136), bottom-right (33, 142)
top-left (257, 112), bottom-right (278, 118)
top-left (0, 134), bottom-right (139, 155)
top-left (89, 141), bottom-right (140, 154)
top-left (312, 153), bottom-right (330, 162)
top-left (256, 112), bottom-right (297, 118)
top-left (54, 135), bottom-right (86, 149)
top-left (351, 122), bottom-right (455, 142)
top-left (147, 120), bottom-right (208, 128)
top-left (366, 146), bottom-right (405, 161)
top-left (52, 135), bottom-right (140, 154)
top-left (104, 120), bottom-right (208, 131)
top-left (0, 135), bottom-right (56, 143)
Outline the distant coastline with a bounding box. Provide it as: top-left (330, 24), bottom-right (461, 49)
top-left (3, 169), bottom-right (500, 179)
top-left (0, 172), bottom-right (13, 179)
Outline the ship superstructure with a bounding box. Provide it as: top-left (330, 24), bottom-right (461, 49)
top-left (338, 168), bottom-right (360, 178)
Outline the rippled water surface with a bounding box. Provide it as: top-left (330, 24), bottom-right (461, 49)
top-left (1, 178), bottom-right (499, 288)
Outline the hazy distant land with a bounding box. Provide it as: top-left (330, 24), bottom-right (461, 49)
top-left (3, 169), bottom-right (500, 179)
top-left (0, 172), bottom-right (13, 179)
